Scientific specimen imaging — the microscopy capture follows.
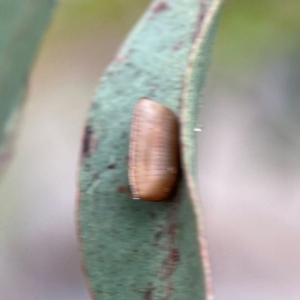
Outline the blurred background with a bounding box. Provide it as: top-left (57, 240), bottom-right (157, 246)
top-left (1, 0), bottom-right (300, 299)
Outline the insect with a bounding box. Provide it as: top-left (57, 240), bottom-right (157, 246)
top-left (128, 98), bottom-right (180, 202)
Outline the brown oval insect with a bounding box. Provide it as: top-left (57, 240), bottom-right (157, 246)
top-left (128, 98), bottom-right (180, 202)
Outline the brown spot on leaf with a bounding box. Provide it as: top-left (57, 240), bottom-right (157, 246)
top-left (172, 40), bottom-right (184, 51)
top-left (117, 185), bottom-right (132, 197)
top-left (152, 1), bottom-right (169, 13)
top-left (170, 248), bottom-right (180, 263)
top-left (144, 287), bottom-right (153, 300)
top-left (194, 2), bottom-right (207, 40)
top-left (82, 125), bottom-right (98, 158)
top-left (107, 163), bottom-right (116, 169)
top-left (113, 55), bottom-right (127, 64)
top-left (164, 198), bottom-right (181, 299)
top-left (93, 174), bottom-right (100, 181)
top-left (82, 126), bottom-right (92, 156)
top-left (117, 185), bottom-right (128, 193)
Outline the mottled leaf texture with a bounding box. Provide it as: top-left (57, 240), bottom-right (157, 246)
top-left (0, 0), bottom-right (56, 174)
top-left (78, 0), bottom-right (224, 299)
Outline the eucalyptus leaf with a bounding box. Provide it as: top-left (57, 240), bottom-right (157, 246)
top-left (78, 0), bottom-right (224, 299)
top-left (0, 0), bottom-right (56, 174)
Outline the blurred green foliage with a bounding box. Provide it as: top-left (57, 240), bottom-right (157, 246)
top-left (215, 0), bottom-right (300, 70)
top-left (0, 0), bottom-right (55, 171)
top-left (51, 0), bottom-right (151, 38)
top-left (51, 0), bottom-right (300, 73)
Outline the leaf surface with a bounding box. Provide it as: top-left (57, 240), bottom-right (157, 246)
top-left (78, 0), bottom-right (224, 299)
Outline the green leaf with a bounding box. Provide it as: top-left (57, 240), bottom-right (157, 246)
top-left (77, 0), bottom-right (224, 299)
top-left (0, 0), bottom-right (56, 174)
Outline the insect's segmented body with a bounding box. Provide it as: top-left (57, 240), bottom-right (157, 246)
top-left (128, 99), bottom-right (180, 202)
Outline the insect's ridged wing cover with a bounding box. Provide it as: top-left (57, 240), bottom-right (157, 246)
top-left (128, 99), bottom-right (180, 202)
